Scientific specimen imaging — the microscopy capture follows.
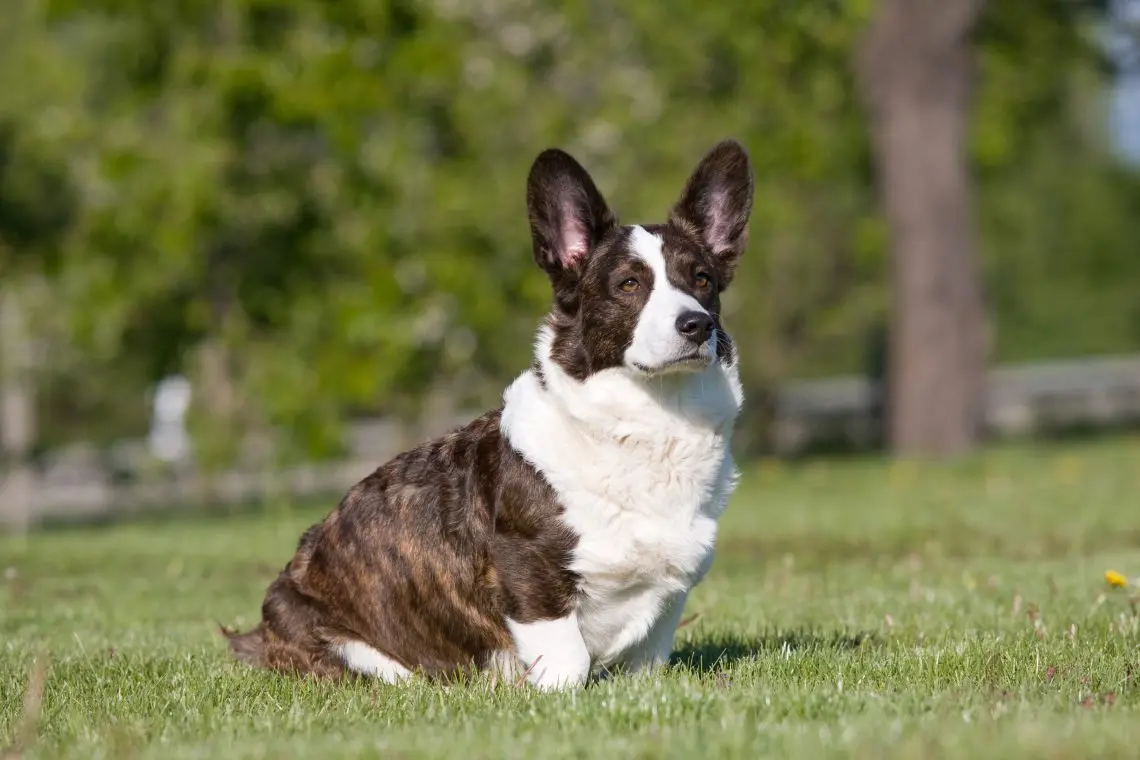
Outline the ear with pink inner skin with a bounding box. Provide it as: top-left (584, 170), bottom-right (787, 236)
top-left (526, 149), bottom-right (617, 297)
top-left (670, 140), bottom-right (754, 287)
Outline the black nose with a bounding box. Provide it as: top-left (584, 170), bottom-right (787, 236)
top-left (675, 310), bottom-right (714, 343)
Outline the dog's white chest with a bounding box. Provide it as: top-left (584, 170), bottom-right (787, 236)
top-left (502, 362), bottom-right (741, 666)
top-left (559, 431), bottom-right (735, 663)
top-left (570, 502), bottom-right (721, 663)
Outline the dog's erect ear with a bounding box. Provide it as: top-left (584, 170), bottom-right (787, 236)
top-left (670, 140), bottom-right (754, 285)
top-left (526, 149), bottom-right (617, 288)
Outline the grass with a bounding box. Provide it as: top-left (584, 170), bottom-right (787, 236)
top-left (3, 434), bottom-right (1140, 759)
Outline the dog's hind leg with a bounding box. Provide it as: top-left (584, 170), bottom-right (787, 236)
top-left (333, 640), bottom-right (412, 683)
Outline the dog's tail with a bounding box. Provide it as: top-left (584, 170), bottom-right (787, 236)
top-left (218, 623), bottom-right (343, 679)
top-left (219, 623), bottom-right (269, 665)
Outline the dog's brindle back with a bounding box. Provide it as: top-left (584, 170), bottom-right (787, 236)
top-left (224, 409), bottom-right (579, 679)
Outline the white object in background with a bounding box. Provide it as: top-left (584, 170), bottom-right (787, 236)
top-left (148, 375), bottom-right (192, 464)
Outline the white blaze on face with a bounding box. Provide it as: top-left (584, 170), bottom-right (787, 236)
top-left (624, 226), bottom-right (712, 373)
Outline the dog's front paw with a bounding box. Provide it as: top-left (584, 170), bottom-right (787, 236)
top-left (523, 652), bottom-right (591, 691)
top-left (508, 613), bottom-right (591, 692)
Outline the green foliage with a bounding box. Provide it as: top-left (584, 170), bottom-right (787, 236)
top-left (0, 0), bottom-right (82, 274)
top-left (981, 120), bottom-right (1140, 360)
top-left (973, 0), bottom-right (1140, 361)
top-left (4, 436), bottom-right (1140, 757)
top-left (1, 0), bottom-right (1138, 459)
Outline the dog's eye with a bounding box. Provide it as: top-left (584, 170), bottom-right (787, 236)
top-left (695, 272), bottom-right (711, 288)
top-left (619, 278), bottom-right (640, 293)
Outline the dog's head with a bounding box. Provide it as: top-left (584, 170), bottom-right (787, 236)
top-left (526, 140), bottom-right (754, 381)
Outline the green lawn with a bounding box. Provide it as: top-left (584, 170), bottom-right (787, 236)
top-left (3, 435), bottom-right (1140, 759)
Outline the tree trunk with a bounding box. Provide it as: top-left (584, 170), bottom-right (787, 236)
top-left (1, 284), bottom-right (37, 532)
top-left (855, 0), bottom-right (990, 458)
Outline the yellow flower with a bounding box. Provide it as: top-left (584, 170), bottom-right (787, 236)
top-left (1105, 570), bottom-right (1129, 588)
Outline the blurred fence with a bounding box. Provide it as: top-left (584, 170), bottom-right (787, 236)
top-left (771, 353), bottom-right (1140, 453)
top-left (3, 353), bottom-right (1140, 530)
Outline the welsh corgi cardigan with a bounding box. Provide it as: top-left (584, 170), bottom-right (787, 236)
top-left (224, 139), bottom-right (754, 690)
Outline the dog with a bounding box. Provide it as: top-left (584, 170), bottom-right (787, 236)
top-left (222, 138), bottom-right (754, 690)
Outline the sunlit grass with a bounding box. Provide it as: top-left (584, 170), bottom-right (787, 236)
top-left (3, 434), bottom-right (1140, 759)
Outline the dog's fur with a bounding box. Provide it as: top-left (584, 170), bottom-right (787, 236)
top-left (222, 139), bottom-right (754, 690)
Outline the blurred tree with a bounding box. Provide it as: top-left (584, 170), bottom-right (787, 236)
top-left (0, 0), bottom-right (85, 527)
top-left (854, 0), bottom-right (1119, 458)
top-left (976, 0), bottom-right (1140, 364)
top-left (32, 0), bottom-right (883, 463)
top-left (856, 0), bottom-right (990, 458)
top-left (0, 0), bottom-right (1132, 473)
top-left (42, 0), bottom-right (477, 464)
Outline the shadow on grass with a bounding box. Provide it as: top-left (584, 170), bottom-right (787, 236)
top-left (670, 628), bottom-right (878, 673)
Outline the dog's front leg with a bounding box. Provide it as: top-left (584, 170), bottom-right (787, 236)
top-left (616, 590), bottom-right (689, 676)
top-left (507, 611), bottom-right (591, 691)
